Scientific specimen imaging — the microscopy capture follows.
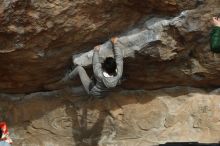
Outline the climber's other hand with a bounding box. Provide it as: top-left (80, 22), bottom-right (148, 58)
top-left (94, 45), bottom-right (100, 51)
top-left (111, 37), bottom-right (118, 44)
top-left (212, 17), bottom-right (220, 27)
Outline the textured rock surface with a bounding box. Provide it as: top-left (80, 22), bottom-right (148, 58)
top-left (0, 0), bottom-right (212, 93)
top-left (0, 1), bottom-right (220, 146)
top-left (1, 87), bottom-right (220, 146)
top-left (74, 0), bottom-right (220, 90)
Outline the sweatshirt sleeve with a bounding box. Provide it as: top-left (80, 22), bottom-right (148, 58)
top-left (210, 26), bottom-right (220, 53)
top-left (113, 41), bottom-right (124, 79)
top-left (93, 50), bottom-right (103, 79)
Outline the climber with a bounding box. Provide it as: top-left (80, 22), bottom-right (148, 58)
top-left (45, 37), bottom-right (123, 97)
top-left (0, 122), bottom-right (12, 146)
top-left (210, 16), bottom-right (220, 53)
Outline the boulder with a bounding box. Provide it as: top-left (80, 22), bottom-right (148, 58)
top-left (0, 0), bottom-right (207, 93)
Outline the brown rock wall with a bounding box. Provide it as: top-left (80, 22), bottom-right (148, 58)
top-left (0, 0), bottom-right (199, 93)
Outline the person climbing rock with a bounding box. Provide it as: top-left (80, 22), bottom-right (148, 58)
top-left (45, 37), bottom-right (124, 97)
top-left (0, 122), bottom-right (12, 146)
top-left (210, 16), bottom-right (220, 53)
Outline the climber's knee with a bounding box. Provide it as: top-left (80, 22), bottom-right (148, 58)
top-left (76, 65), bottom-right (83, 70)
top-left (75, 65), bottom-right (85, 73)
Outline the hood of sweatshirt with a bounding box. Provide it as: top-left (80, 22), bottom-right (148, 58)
top-left (101, 75), bottom-right (119, 88)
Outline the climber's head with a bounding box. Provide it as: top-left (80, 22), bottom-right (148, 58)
top-left (0, 128), bottom-right (2, 139)
top-left (102, 57), bottom-right (117, 76)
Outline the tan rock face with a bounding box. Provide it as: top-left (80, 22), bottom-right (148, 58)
top-left (0, 1), bottom-right (220, 145)
top-left (0, 0), bottom-right (202, 93)
top-left (1, 87), bottom-right (220, 146)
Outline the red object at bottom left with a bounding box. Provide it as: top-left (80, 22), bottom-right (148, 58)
top-left (0, 122), bottom-right (12, 144)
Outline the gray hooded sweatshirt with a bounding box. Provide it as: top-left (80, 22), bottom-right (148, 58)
top-left (89, 41), bottom-right (123, 97)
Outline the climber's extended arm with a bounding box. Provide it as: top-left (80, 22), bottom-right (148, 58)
top-left (112, 38), bottom-right (123, 79)
top-left (93, 46), bottom-right (102, 79)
